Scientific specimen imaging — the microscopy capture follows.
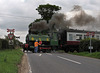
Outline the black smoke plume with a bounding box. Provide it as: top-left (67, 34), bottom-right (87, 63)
top-left (30, 20), bottom-right (49, 32)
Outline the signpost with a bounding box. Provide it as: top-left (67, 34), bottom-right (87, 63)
top-left (7, 29), bottom-right (15, 46)
top-left (15, 36), bottom-right (20, 47)
top-left (86, 32), bottom-right (95, 53)
top-left (9, 40), bottom-right (14, 45)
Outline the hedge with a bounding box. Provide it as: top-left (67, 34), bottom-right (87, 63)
top-left (79, 38), bottom-right (100, 52)
top-left (0, 39), bottom-right (9, 50)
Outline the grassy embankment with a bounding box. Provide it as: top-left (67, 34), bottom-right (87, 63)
top-left (69, 52), bottom-right (100, 59)
top-left (0, 49), bottom-right (23, 73)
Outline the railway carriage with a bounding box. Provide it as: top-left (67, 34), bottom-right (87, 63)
top-left (59, 29), bottom-right (100, 52)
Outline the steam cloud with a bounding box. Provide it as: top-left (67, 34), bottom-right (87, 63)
top-left (30, 5), bottom-right (100, 31)
top-left (71, 5), bottom-right (95, 26)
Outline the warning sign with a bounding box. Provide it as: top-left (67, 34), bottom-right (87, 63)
top-left (9, 40), bottom-right (14, 45)
top-left (8, 34), bottom-right (14, 39)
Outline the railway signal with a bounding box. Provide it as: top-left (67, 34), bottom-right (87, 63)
top-left (86, 32), bottom-right (95, 36)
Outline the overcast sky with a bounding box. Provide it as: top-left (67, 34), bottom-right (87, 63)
top-left (0, 0), bottom-right (100, 43)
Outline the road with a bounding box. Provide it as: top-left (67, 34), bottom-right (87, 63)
top-left (27, 52), bottom-right (100, 73)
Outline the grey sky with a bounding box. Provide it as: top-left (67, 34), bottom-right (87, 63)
top-left (0, 0), bottom-right (100, 43)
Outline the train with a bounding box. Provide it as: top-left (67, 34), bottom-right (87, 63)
top-left (26, 29), bottom-right (100, 53)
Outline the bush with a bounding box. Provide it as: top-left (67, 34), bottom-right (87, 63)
top-left (0, 39), bottom-right (9, 50)
top-left (79, 38), bottom-right (100, 52)
top-left (0, 39), bottom-right (2, 49)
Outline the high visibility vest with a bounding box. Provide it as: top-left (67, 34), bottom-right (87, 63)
top-left (34, 42), bottom-right (39, 47)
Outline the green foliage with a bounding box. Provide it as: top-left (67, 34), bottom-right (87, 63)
top-left (34, 18), bottom-right (43, 22)
top-left (0, 49), bottom-right (23, 73)
top-left (28, 4), bottom-right (61, 33)
top-left (36, 3), bottom-right (61, 23)
top-left (0, 39), bottom-right (9, 50)
top-left (0, 39), bottom-right (2, 49)
top-left (79, 38), bottom-right (100, 52)
top-left (69, 52), bottom-right (100, 59)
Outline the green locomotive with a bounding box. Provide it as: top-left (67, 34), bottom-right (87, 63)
top-left (26, 32), bottom-right (58, 52)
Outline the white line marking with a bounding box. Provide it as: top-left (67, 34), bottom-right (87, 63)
top-left (25, 53), bottom-right (32, 73)
top-left (46, 53), bottom-right (52, 56)
top-left (29, 63), bottom-right (32, 73)
top-left (57, 56), bottom-right (81, 65)
top-left (39, 54), bottom-right (42, 56)
top-left (35, 53), bottom-right (42, 56)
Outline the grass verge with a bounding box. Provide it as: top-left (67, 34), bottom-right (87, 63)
top-left (68, 52), bottom-right (100, 59)
top-left (0, 49), bottom-right (23, 73)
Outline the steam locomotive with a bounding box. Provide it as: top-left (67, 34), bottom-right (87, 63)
top-left (26, 29), bottom-right (100, 53)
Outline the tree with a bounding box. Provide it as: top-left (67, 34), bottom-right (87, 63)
top-left (36, 3), bottom-right (61, 23)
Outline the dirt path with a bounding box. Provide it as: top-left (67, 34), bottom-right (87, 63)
top-left (18, 53), bottom-right (29, 73)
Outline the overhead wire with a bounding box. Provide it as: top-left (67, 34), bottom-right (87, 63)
top-left (0, 12), bottom-right (34, 19)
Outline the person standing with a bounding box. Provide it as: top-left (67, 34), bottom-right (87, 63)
top-left (23, 43), bottom-right (28, 52)
top-left (34, 40), bottom-right (39, 53)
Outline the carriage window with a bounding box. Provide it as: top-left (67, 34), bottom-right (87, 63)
top-left (69, 34), bottom-right (73, 41)
top-left (84, 35), bottom-right (87, 39)
top-left (96, 35), bottom-right (99, 39)
top-left (84, 35), bottom-right (89, 39)
top-left (76, 34), bottom-right (82, 41)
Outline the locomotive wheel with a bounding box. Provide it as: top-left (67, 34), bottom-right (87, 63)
top-left (64, 48), bottom-right (69, 53)
top-left (47, 49), bottom-right (51, 53)
top-left (42, 49), bottom-right (46, 53)
top-left (69, 48), bottom-right (75, 52)
top-left (64, 49), bottom-right (69, 53)
top-left (76, 49), bottom-right (79, 53)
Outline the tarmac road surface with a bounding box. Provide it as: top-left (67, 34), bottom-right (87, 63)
top-left (27, 52), bottom-right (100, 73)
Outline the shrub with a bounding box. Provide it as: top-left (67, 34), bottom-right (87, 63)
top-left (79, 38), bottom-right (100, 52)
top-left (0, 39), bottom-right (2, 49)
top-left (0, 39), bottom-right (9, 50)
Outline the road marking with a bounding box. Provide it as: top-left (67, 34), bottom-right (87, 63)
top-left (29, 63), bottom-right (32, 73)
top-left (46, 53), bottom-right (52, 56)
top-left (39, 54), bottom-right (42, 56)
top-left (25, 53), bottom-right (32, 73)
top-left (57, 56), bottom-right (81, 65)
top-left (34, 53), bottom-right (42, 56)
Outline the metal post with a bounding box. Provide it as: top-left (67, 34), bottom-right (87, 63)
top-left (90, 35), bottom-right (92, 53)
